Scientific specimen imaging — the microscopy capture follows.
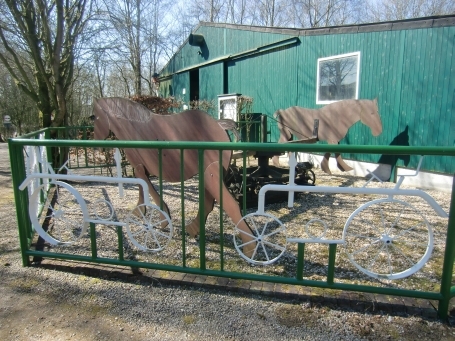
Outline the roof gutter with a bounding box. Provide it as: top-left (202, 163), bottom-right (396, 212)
top-left (160, 36), bottom-right (300, 80)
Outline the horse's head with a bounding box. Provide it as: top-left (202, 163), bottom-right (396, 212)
top-left (92, 98), bottom-right (111, 140)
top-left (360, 98), bottom-right (382, 136)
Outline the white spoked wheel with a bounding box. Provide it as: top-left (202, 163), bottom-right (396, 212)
top-left (93, 199), bottom-right (115, 221)
top-left (126, 204), bottom-right (173, 252)
top-left (29, 181), bottom-right (89, 245)
top-left (342, 198), bottom-right (433, 280)
top-left (234, 212), bottom-right (287, 265)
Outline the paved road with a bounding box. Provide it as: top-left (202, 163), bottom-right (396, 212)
top-left (0, 143), bottom-right (14, 204)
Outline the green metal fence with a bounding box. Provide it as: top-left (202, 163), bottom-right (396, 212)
top-left (8, 131), bottom-right (455, 319)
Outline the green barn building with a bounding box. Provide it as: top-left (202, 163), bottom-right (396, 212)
top-left (160, 15), bottom-right (454, 187)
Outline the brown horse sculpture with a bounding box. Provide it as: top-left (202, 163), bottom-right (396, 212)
top-left (93, 97), bottom-right (255, 256)
top-left (272, 99), bottom-right (382, 174)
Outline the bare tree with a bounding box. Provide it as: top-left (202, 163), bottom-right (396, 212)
top-left (0, 0), bottom-right (91, 128)
top-left (186, 0), bottom-right (226, 22)
top-left (0, 68), bottom-right (39, 135)
top-left (101, 0), bottom-right (145, 95)
top-left (232, 0), bottom-right (250, 24)
top-left (66, 64), bottom-right (98, 126)
top-left (182, 0), bottom-right (253, 25)
top-left (182, 0), bottom-right (364, 29)
top-left (92, 49), bottom-right (108, 98)
top-left (247, 0), bottom-right (291, 27)
top-left (98, 0), bottom-right (174, 96)
top-left (366, 0), bottom-right (455, 22)
top-left (142, 0), bottom-right (174, 94)
top-left (289, 0), bottom-right (364, 28)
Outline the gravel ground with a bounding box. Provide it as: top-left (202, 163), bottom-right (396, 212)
top-left (1, 142), bottom-right (455, 341)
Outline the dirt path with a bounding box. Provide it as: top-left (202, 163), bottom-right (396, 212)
top-left (0, 143), bottom-right (147, 341)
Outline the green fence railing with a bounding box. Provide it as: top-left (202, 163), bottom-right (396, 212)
top-left (8, 132), bottom-right (455, 320)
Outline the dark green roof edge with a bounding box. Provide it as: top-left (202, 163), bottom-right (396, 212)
top-left (199, 14), bottom-right (455, 36)
top-left (161, 36), bottom-right (300, 79)
top-left (160, 14), bottom-right (455, 78)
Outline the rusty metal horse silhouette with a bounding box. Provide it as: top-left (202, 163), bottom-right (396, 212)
top-left (93, 97), bottom-right (255, 256)
top-left (273, 99), bottom-right (382, 174)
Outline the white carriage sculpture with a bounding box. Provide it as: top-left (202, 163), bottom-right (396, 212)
top-left (232, 154), bottom-right (448, 280)
top-left (21, 145), bottom-right (448, 281)
top-left (20, 146), bottom-right (173, 253)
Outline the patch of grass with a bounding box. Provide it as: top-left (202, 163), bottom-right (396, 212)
top-left (8, 277), bottom-right (41, 293)
top-left (400, 276), bottom-right (441, 292)
top-left (183, 314), bottom-right (196, 325)
top-left (275, 304), bottom-right (317, 328)
top-left (89, 277), bottom-right (102, 285)
top-left (256, 312), bottom-right (266, 320)
top-left (81, 302), bottom-right (110, 317)
top-left (427, 253), bottom-right (445, 278)
top-left (382, 324), bottom-right (401, 339)
top-left (155, 270), bottom-right (171, 278)
top-left (310, 287), bottom-right (327, 297)
top-left (322, 288), bottom-right (338, 297)
top-left (186, 259), bottom-right (200, 268)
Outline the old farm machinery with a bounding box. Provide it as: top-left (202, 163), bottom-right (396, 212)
top-left (225, 114), bottom-right (318, 208)
top-left (225, 98), bottom-right (382, 207)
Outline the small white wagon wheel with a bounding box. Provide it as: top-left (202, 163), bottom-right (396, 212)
top-left (126, 204), bottom-right (173, 252)
top-left (234, 212), bottom-right (287, 265)
top-left (342, 198), bottom-right (433, 280)
top-left (29, 181), bottom-right (89, 245)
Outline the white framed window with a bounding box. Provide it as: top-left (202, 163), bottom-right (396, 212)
top-left (316, 52), bottom-right (360, 104)
top-left (218, 94), bottom-right (240, 121)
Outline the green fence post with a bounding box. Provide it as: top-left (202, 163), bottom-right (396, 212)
top-left (437, 174), bottom-right (455, 320)
top-left (117, 226), bottom-right (124, 261)
top-left (198, 149), bottom-right (206, 271)
top-left (297, 243), bottom-right (305, 280)
top-left (90, 223), bottom-right (98, 259)
top-left (219, 151), bottom-right (225, 271)
top-left (242, 152), bottom-right (247, 215)
top-left (327, 244), bottom-right (337, 285)
top-left (44, 128), bottom-right (52, 166)
top-left (158, 148), bottom-right (164, 211)
top-left (180, 149), bottom-right (187, 268)
top-left (9, 140), bottom-right (31, 266)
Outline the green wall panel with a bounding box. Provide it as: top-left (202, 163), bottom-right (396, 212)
top-left (226, 43), bottom-right (299, 141)
top-left (199, 63), bottom-right (224, 118)
top-left (162, 21), bottom-right (455, 174)
top-left (172, 72), bottom-right (189, 104)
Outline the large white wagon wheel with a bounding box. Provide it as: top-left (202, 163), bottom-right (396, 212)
top-left (126, 204), bottom-right (173, 252)
top-left (29, 181), bottom-right (89, 245)
top-left (234, 212), bottom-right (287, 265)
top-left (342, 198), bottom-right (433, 280)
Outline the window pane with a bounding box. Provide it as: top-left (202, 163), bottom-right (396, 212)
top-left (318, 54), bottom-right (359, 103)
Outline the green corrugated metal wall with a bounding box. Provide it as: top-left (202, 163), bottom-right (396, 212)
top-left (161, 20), bottom-right (455, 174)
top-left (172, 72), bottom-right (190, 103)
top-left (226, 44), bottom-right (300, 139)
top-left (200, 63), bottom-right (223, 118)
